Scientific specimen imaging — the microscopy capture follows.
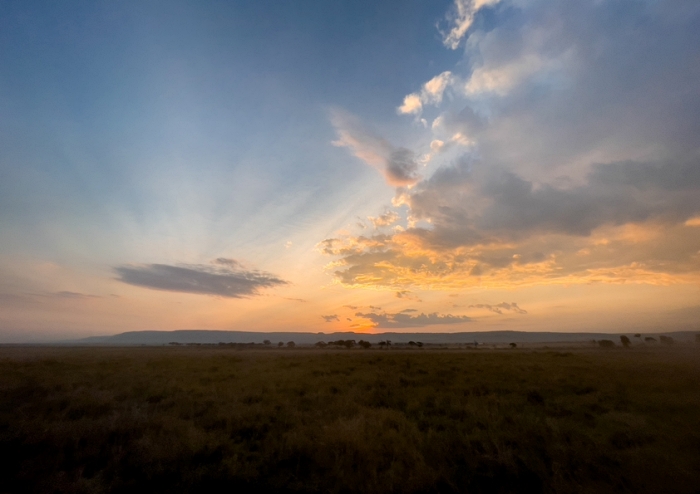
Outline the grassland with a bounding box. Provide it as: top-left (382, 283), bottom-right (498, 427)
top-left (1, 346), bottom-right (699, 493)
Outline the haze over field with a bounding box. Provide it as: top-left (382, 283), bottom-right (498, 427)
top-left (1, 0), bottom-right (700, 342)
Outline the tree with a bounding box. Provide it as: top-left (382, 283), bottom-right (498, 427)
top-left (598, 340), bottom-right (615, 348)
top-left (408, 341), bottom-right (416, 346)
top-left (620, 335), bottom-right (631, 348)
top-left (378, 341), bottom-right (387, 348)
top-left (416, 342), bottom-right (423, 348)
top-left (263, 339), bottom-right (271, 346)
top-left (315, 341), bottom-right (327, 348)
top-left (278, 342), bottom-right (284, 347)
top-left (634, 333), bottom-right (641, 338)
top-left (509, 343), bottom-right (517, 348)
top-left (644, 337), bottom-right (656, 343)
top-left (286, 341), bottom-right (296, 348)
top-left (659, 335), bottom-right (674, 345)
top-left (358, 340), bottom-right (371, 349)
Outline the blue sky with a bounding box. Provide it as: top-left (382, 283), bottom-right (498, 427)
top-left (1, 0), bottom-right (700, 341)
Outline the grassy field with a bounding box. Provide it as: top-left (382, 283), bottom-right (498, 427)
top-left (1, 346), bottom-right (699, 493)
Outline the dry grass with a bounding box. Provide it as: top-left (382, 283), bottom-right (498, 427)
top-left (1, 346), bottom-right (699, 493)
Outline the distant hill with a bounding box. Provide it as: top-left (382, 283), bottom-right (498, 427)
top-left (67, 329), bottom-right (699, 346)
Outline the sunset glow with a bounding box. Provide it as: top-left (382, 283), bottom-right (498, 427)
top-left (1, 0), bottom-right (699, 342)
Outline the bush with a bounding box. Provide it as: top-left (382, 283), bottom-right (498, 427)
top-left (644, 337), bottom-right (656, 343)
top-left (660, 335), bottom-right (674, 345)
top-left (509, 343), bottom-right (517, 348)
top-left (598, 340), bottom-right (615, 348)
top-left (286, 341), bottom-right (296, 348)
top-left (620, 336), bottom-right (631, 348)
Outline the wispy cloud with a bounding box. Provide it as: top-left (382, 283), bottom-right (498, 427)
top-left (50, 291), bottom-right (100, 299)
top-left (115, 259), bottom-right (287, 298)
top-left (441, 0), bottom-right (502, 50)
top-left (470, 302), bottom-right (527, 315)
top-left (398, 71), bottom-right (455, 116)
top-left (322, 314), bottom-right (340, 322)
top-left (369, 210), bottom-right (400, 229)
top-left (396, 290), bottom-right (422, 302)
top-left (330, 109), bottom-right (421, 186)
top-left (355, 310), bottom-right (472, 328)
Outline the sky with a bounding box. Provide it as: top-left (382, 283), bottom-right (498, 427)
top-left (1, 0), bottom-right (699, 342)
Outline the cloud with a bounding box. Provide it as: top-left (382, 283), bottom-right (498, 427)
top-left (115, 259), bottom-right (287, 298)
top-left (369, 210), bottom-right (400, 228)
top-left (396, 290), bottom-right (422, 302)
top-left (321, 0), bottom-right (700, 290)
top-left (470, 302), bottom-right (527, 315)
top-left (397, 93), bottom-right (423, 116)
top-left (49, 291), bottom-right (100, 300)
top-left (355, 310), bottom-right (472, 328)
top-left (331, 109), bottom-right (421, 186)
top-left (322, 314), bottom-right (340, 322)
top-left (442, 0), bottom-right (502, 50)
top-left (398, 71), bottom-right (455, 116)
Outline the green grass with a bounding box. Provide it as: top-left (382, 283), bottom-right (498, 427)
top-left (1, 346), bottom-right (699, 493)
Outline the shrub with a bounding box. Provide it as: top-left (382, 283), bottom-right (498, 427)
top-left (620, 336), bottom-right (631, 348)
top-left (509, 343), bottom-right (517, 348)
top-left (644, 337), bottom-right (656, 343)
top-left (660, 335), bottom-right (674, 345)
top-left (598, 340), bottom-right (615, 348)
top-left (263, 340), bottom-right (271, 346)
top-left (287, 341), bottom-right (296, 348)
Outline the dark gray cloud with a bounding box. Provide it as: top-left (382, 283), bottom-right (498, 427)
top-left (385, 148), bottom-right (420, 187)
top-left (322, 314), bottom-right (340, 322)
top-left (356, 310), bottom-right (472, 328)
top-left (407, 156), bottom-right (700, 247)
top-left (115, 260), bottom-right (287, 298)
top-left (470, 302), bottom-right (527, 315)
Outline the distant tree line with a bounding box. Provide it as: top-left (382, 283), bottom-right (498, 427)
top-left (595, 334), bottom-right (677, 349)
